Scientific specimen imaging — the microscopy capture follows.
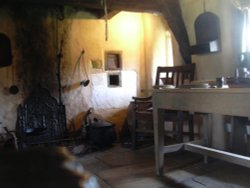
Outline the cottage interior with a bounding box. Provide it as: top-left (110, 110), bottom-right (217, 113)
top-left (0, 0), bottom-right (250, 187)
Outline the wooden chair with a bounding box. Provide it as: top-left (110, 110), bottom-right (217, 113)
top-left (131, 63), bottom-right (195, 149)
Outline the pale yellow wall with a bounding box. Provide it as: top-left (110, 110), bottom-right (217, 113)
top-left (63, 11), bottom-right (174, 131)
top-left (62, 12), bottom-right (146, 132)
top-left (142, 13), bottom-right (177, 96)
top-left (0, 10), bottom-right (172, 135)
top-left (180, 0), bottom-right (242, 80)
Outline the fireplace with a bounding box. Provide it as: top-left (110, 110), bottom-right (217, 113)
top-left (16, 87), bottom-right (78, 149)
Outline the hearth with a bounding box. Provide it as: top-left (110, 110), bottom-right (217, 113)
top-left (16, 87), bottom-right (79, 149)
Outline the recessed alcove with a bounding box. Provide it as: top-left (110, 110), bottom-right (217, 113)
top-left (105, 51), bottom-right (122, 71)
top-left (107, 72), bottom-right (121, 87)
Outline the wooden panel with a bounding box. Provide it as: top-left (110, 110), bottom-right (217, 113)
top-left (153, 88), bottom-right (250, 118)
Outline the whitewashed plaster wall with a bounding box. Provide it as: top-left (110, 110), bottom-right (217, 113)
top-left (90, 71), bottom-right (136, 109)
top-left (180, 0), bottom-right (242, 80)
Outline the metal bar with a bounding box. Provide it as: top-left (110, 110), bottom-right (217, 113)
top-left (163, 143), bottom-right (184, 153)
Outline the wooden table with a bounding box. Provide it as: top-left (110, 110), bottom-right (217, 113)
top-left (152, 88), bottom-right (250, 175)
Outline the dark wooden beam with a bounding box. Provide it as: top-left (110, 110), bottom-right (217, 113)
top-left (0, 0), bottom-right (102, 10)
top-left (158, 0), bottom-right (192, 64)
top-left (106, 0), bottom-right (191, 63)
top-left (106, 0), bottom-right (161, 12)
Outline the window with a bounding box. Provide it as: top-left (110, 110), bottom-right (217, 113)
top-left (242, 8), bottom-right (250, 53)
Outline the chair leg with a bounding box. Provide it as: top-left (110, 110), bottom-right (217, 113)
top-left (177, 111), bottom-right (184, 143)
top-left (131, 121), bottom-right (137, 149)
top-left (131, 131), bottom-right (137, 150)
top-left (188, 115), bottom-right (194, 141)
top-left (131, 114), bottom-right (138, 149)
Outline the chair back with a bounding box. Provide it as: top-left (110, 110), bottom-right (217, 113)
top-left (155, 63), bottom-right (195, 88)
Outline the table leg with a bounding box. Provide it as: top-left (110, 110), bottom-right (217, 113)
top-left (202, 113), bottom-right (212, 147)
top-left (211, 114), bottom-right (227, 150)
top-left (202, 113), bottom-right (212, 164)
top-left (154, 108), bottom-right (165, 176)
top-left (231, 116), bottom-right (248, 155)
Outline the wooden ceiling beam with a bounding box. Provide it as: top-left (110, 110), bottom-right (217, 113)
top-left (1, 0), bottom-right (177, 13)
top-left (1, 0), bottom-right (103, 9)
top-left (1, 0), bottom-right (172, 11)
top-left (106, 0), bottom-right (161, 12)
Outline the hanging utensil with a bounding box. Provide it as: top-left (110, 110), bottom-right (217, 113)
top-left (66, 49), bottom-right (90, 89)
top-left (104, 0), bottom-right (109, 41)
top-left (79, 49), bottom-right (90, 87)
top-left (9, 65), bottom-right (19, 95)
